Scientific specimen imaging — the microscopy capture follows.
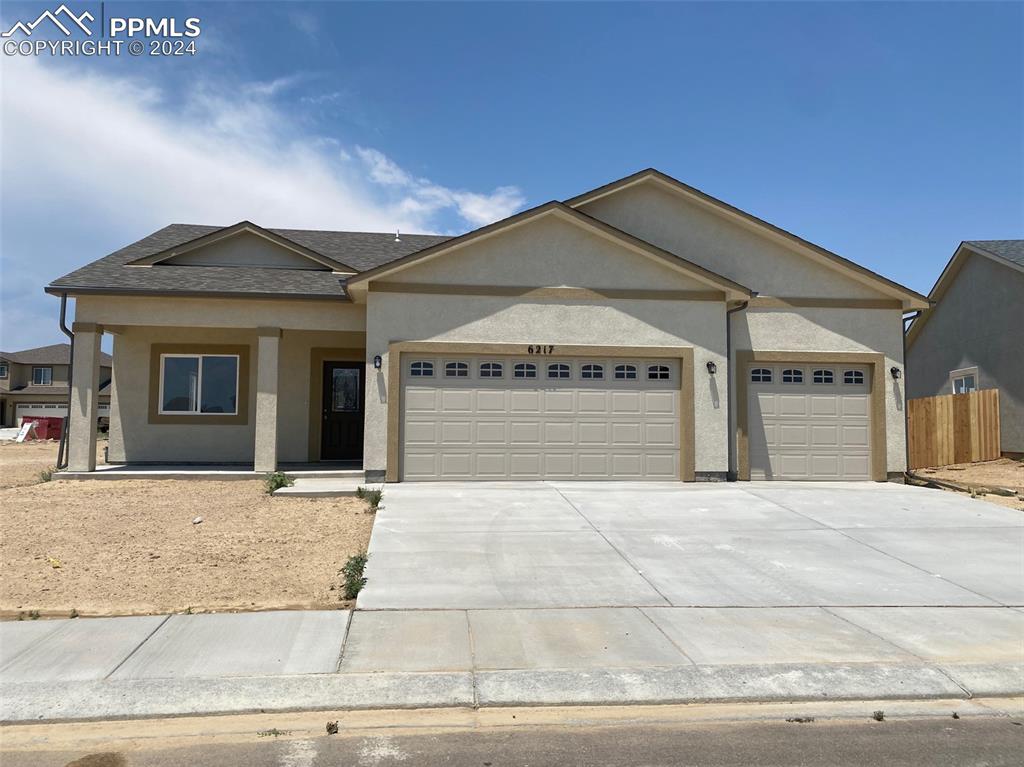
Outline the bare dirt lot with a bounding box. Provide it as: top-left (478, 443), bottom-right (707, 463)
top-left (0, 440), bottom-right (73, 490)
top-left (917, 458), bottom-right (1024, 512)
top-left (0, 443), bottom-right (374, 617)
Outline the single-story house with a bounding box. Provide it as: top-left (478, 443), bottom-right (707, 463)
top-left (906, 240), bottom-right (1024, 456)
top-left (46, 169), bottom-right (928, 481)
top-left (0, 343), bottom-right (112, 428)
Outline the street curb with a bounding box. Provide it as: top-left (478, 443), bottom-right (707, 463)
top-left (3, 663), bottom-right (1021, 724)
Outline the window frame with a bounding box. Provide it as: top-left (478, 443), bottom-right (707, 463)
top-left (781, 368), bottom-right (804, 384)
top-left (444, 360), bottom-right (470, 378)
top-left (750, 368), bottom-right (772, 383)
top-left (613, 363), bottom-right (638, 380)
top-left (647, 364), bottom-right (671, 380)
top-left (157, 353), bottom-right (240, 416)
top-left (949, 366), bottom-right (979, 395)
top-left (580, 363), bottom-right (605, 380)
top-left (32, 366), bottom-right (53, 386)
top-left (546, 362), bottom-right (572, 380)
top-left (812, 369), bottom-right (835, 385)
top-left (843, 370), bottom-right (865, 385)
top-left (409, 360), bottom-right (434, 378)
top-left (513, 361), bottom-right (537, 379)
top-left (478, 361), bottom-right (504, 379)
top-left (0, 362), bottom-right (8, 379)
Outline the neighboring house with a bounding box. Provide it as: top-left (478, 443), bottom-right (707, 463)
top-left (0, 343), bottom-right (112, 428)
top-left (46, 169), bottom-right (928, 480)
top-left (906, 240), bottom-right (1024, 455)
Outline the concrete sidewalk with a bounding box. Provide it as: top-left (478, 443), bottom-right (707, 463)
top-left (2, 605), bottom-right (1021, 722)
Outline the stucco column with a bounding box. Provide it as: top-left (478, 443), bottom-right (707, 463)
top-left (68, 323), bottom-right (102, 472)
top-left (253, 328), bottom-right (281, 473)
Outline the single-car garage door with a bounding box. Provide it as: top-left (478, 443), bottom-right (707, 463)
top-left (747, 364), bottom-right (871, 480)
top-left (15, 402), bottom-right (110, 424)
top-left (400, 355), bottom-right (680, 480)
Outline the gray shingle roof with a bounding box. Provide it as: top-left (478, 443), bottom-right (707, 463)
top-left (966, 240), bottom-right (1024, 267)
top-left (46, 225), bottom-right (451, 299)
top-left (0, 343), bottom-right (112, 366)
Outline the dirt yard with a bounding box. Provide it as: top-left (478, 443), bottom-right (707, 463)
top-left (0, 442), bottom-right (375, 617)
top-left (916, 458), bottom-right (1024, 512)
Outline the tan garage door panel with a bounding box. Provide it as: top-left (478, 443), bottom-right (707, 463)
top-left (748, 364), bottom-right (871, 481)
top-left (401, 355), bottom-right (680, 480)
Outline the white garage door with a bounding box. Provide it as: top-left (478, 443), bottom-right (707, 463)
top-left (747, 364), bottom-right (871, 480)
top-left (400, 355), bottom-right (680, 480)
top-left (15, 403), bottom-right (110, 424)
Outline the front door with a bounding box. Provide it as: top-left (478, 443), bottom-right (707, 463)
top-left (321, 362), bottom-right (365, 461)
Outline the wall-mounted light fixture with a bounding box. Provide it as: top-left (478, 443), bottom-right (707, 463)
top-left (373, 355), bottom-right (383, 370)
top-left (706, 361), bottom-right (717, 375)
top-left (890, 366), bottom-right (901, 380)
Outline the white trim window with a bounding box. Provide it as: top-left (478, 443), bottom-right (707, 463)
top-left (159, 354), bottom-right (239, 414)
top-left (581, 363), bottom-right (604, 380)
top-left (614, 364), bottom-right (637, 380)
top-left (479, 361), bottom-right (504, 378)
top-left (843, 370), bottom-right (865, 385)
top-left (444, 361), bottom-right (469, 378)
top-left (513, 362), bottom-right (537, 379)
top-left (410, 361), bottom-right (434, 377)
top-left (950, 367), bottom-right (978, 394)
top-left (647, 364), bottom-right (671, 380)
top-left (0, 363), bottom-right (8, 379)
top-left (782, 368), bottom-right (803, 384)
top-left (812, 369), bottom-right (834, 385)
top-left (547, 363), bottom-right (571, 380)
top-left (750, 368), bottom-right (772, 383)
top-left (32, 366), bottom-right (53, 386)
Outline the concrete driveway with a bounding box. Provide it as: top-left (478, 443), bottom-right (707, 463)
top-left (359, 481), bottom-right (1024, 610)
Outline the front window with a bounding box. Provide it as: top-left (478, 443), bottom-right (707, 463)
top-left (812, 369), bottom-right (834, 384)
top-left (952, 374), bottom-right (976, 394)
top-left (32, 367), bottom-right (52, 386)
top-left (581, 363), bottom-right (604, 380)
top-left (547, 363), bottom-right (571, 380)
top-left (648, 364), bottom-right (671, 380)
top-left (614, 364), bottom-right (637, 380)
top-left (479, 362), bottom-right (503, 378)
top-left (159, 355), bottom-right (239, 414)
top-left (0, 363), bottom-right (8, 378)
top-left (513, 362), bottom-right (537, 379)
top-left (782, 368), bottom-right (803, 384)
top-left (445, 361), bottom-right (469, 378)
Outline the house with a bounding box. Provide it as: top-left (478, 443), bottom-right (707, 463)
top-left (0, 343), bottom-right (112, 428)
top-left (45, 169), bottom-right (928, 480)
top-left (906, 240), bottom-right (1024, 456)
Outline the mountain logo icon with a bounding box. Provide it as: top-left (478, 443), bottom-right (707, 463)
top-left (2, 4), bottom-right (94, 37)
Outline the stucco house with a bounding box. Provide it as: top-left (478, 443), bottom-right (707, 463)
top-left (906, 240), bottom-right (1024, 456)
top-left (46, 169), bottom-right (928, 481)
top-left (0, 343), bottom-right (111, 428)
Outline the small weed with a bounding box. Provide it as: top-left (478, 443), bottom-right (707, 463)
top-left (256, 728), bottom-right (291, 738)
top-left (28, 610), bottom-right (40, 620)
top-left (38, 466), bottom-right (54, 483)
top-left (17, 612), bottom-right (24, 621)
top-left (341, 554), bottom-right (368, 599)
top-left (69, 608), bottom-right (79, 619)
top-left (184, 606), bottom-right (194, 615)
top-left (785, 717), bottom-right (815, 724)
top-left (265, 472), bottom-right (294, 494)
top-left (355, 486), bottom-right (382, 511)
top-left (952, 712), bottom-right (960, 720)
top-left (326, 721), bottom-right (339, 735)
top-left (872, 710), bottom-right (885, 722)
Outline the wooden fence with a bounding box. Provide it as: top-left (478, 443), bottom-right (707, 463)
top-left (907, 389), bottom-right (1001, 469)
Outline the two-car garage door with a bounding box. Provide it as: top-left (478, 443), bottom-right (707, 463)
top-left (400, 355), bottom-right (680, 480)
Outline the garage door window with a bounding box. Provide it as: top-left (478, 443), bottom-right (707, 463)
top-left (410, 361), bottom-right (434, 377)
top-left (782, 369), bottom-right (803, 384)
top-left (648, 364), bottom-right (670, 380)
top-left (159, 354), bottom-right (239, 414)
top-left (513, 362), bottom-right (537, 379)
top-left (581, 363), bottom-right (604, 380)
top-left (812, 369), bottom-right (834, 384)
top-left (751, 368), bottom-right (772, 383)
top-left (843, 370), bottom-right (865, 385)
top-left (445, 362), bottom-right (469, 378)
top-left (479, 362), bottom-right (504, 378)
top-left (614, 364), bottom-right (637, 380)
top-left (547, 363), bottom-right (571, 380)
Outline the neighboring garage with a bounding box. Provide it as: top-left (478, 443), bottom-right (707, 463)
top-left (746, 363), bottom-right (872, 480)
top-left (14, 402), bottom-right (111, 424)
top-left (400, 355), bottom-right (681, 480)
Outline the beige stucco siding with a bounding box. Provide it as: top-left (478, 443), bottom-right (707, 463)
top-left (75, 295), bottom-right (364, 332)
top-left (732, 307), bottom-right (907, 473)
top-left (579, 183), bottom-right (889, 300)
top-left (365, 292), bottom-right (728, 476)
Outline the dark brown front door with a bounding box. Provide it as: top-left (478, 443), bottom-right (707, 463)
top-left (321, 362), bottom-right (364, 461)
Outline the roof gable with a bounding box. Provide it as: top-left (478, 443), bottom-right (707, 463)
top-left (568, 169), bottom-right (929, 309)
top-left (0, 343), bottom-right (111, 366)
top-left (345, 201), bottom-right (752, 300)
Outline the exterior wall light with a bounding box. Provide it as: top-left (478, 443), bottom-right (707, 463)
top-left (373, 355), bottom-right (383, 370)
top-left (890, 366), bottom-right (901, 380)
top-left (706, 361), bottom-right (717, 375)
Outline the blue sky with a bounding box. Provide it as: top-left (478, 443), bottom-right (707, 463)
top-left (2, 1), bottom-right (1021, 350)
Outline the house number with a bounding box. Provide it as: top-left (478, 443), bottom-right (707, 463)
top-left (527, 345), bottom-right (555, 355)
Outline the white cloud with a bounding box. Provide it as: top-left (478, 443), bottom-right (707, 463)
top-left (0, 58), bottom-right (525, 349)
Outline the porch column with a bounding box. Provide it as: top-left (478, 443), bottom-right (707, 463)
top-left (68, 323), bottom-right (102, 472)
top-left (253, 327), bottom-right (281, 473)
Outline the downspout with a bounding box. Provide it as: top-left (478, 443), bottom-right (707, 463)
top-left (726, 295), bottom-right (754, 481)
top-left (56, 293), bottom-right (74, 470)
top-left (901, 310), bottom-right (921, 480)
